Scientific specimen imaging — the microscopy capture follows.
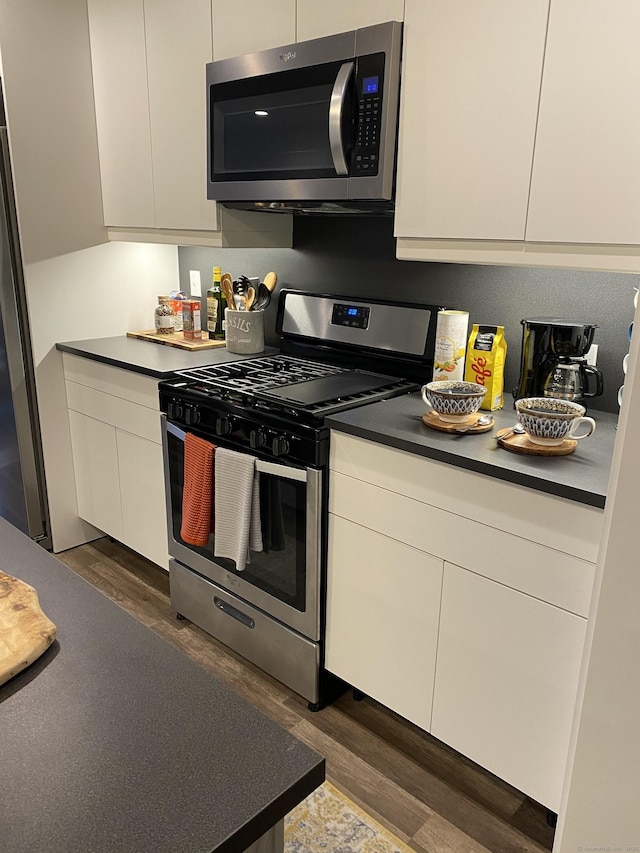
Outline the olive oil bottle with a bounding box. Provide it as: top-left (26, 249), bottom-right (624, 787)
top-left (207, 267), bottom-right (226, 339)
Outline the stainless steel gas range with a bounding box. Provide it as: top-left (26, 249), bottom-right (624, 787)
top-left (159, 291), bottom-right (437, 709)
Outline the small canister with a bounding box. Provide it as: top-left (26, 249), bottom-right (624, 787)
top-left (433, 310), bottom-right (469, 381)
top-left (225, 308), bottom-right (264, 354)
top-left (182, 300), bottom-right (202, 340)
top-left (154, 296), bottom-right (175, 335)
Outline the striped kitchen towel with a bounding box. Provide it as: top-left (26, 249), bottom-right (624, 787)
top-left (213, 448), bottom-right (262, 571)
top-left (180, 433), bottom-right (216, 547)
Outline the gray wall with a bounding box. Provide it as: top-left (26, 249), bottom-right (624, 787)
top-left (178, 217), bottom-right (636, 414)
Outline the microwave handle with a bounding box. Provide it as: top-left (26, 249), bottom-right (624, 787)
top-left (329, 61), bottom-right (355, 176)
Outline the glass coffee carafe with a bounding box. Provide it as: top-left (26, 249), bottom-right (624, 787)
top-left (542, 357), bottom-right (604, 402)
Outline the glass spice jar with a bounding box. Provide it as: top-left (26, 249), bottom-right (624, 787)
top-left (154, 296), bottom-right (175, 334)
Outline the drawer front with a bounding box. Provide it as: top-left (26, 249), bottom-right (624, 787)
top-left (326, 515), bottom-right (442, 731)
top-left (330, 432), bottom-right (602, 563)
top-left (330, 471), bottom-right (595, 616)
top-left (62, 353), bottom-right (160, 409)
top-left (65, 380), bottom-right (162, 443)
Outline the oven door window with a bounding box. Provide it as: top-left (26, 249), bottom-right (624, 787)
top-left (166, 432), bottom-right (308, 612)
top-left (210, 59), bottom-right (354, 181)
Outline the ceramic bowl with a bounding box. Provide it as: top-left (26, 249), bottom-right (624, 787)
top-left (421, 380), bottom-right (487, 422)
top-left (515, 397), bottom-right (596, 445)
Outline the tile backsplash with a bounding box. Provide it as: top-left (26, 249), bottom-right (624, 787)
top-left (178, 216), bottom-right (636, 414)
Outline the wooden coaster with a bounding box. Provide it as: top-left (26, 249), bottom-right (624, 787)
top-left (496, 428), bottom-right (577, 456)
top-left (422, 411), bottom-right (495, 434)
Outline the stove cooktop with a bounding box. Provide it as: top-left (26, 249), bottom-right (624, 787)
top-left (171, 355), bottom-right (415, 415)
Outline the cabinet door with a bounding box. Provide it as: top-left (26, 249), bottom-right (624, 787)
top-left (431, 563), bottom-right (587, 811)
top-left (325, 515), bottom-right (443, 731)
top-left (212, 0), bottom-right (295, 60)
top-left (526, 0), bottom-right (640, 245)
top-left (87, 0), bottom-right (155, 228)
top-left (394, 0), bottom-right (548, 241)
top-left (296, 0), bottom-right (404, 41)
top-left (68, 411), bottom-right (123, 540)
top-left (118, 431), bottom-right (169, 571)
top-left (145, 0), bottom-right (217, 231)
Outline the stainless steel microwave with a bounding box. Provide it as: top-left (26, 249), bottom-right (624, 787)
top-left (206, 21), bottom-right (403, 214)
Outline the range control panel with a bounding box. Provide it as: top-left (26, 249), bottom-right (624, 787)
top-left (331, 302), bottom-right (371, 329)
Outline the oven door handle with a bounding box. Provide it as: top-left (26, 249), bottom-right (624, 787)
top-left (329, 60), bottom-right (354, 176)
top-left (163, 418), bottom-right (308, 483)
top-left (255, 459), bottom-right (307, 482)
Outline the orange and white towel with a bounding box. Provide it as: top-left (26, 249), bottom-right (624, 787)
top-left (213, 448), bottom-right (262, 571)
top-left (180, 433), bottom-right (216, 546)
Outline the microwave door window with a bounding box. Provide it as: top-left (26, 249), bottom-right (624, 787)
top-left (210, 61), bottom-right (354, 182)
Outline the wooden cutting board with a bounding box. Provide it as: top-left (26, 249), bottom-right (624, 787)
top-left (0, 571), bottom-right (57, 686)
top-left (127, 329), bottom-right (227, 350)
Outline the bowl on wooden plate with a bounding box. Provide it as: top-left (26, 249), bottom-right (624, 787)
top-left (515, 397), bottom-right (596, 446)
top-left (420, 380), bottom-right (487, 422)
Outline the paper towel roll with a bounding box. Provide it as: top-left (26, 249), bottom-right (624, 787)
top-left (433, 310), bottom-right (469, 381)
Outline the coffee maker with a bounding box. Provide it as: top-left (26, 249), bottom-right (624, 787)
top-left (514, 318), bottom-right (604, 404)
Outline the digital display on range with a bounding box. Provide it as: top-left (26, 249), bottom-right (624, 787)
top-left (362, 75), bottom-right (379, 95)
top-left (331, 303), bottom-right (370, 329)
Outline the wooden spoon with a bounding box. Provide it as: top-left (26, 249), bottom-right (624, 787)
top-left (245, 286), bottom-right (256, 311)
top-left (220, 277), bottom-right (235, 311)
top-left (263, 271), bottom-right (278, 292)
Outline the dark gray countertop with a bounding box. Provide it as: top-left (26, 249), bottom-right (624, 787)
top-left (0, 517), bottom-right (323, 853)
top-left (56, 335), bottom-right (278, 378)
top-left (56, 337), bottom-right (615, 508)
top-left (326, 392), bottom-right (617, 508)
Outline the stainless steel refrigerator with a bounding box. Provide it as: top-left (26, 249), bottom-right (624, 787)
top-left (0, 92), bottom-right (51, 548)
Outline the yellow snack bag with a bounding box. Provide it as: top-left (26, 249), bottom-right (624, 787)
top-left (464, 325), bottom-right (507, 410)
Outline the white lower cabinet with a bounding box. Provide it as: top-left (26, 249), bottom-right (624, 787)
top-left (432, 563), bottom-right (587, 812)
top-left (327, 431), bottom-right (600, 811)
top-left (117, 430), bottom-right (169, 570)
top-left (64, 355), bottom-right (169, 570)
top-left (68, 411), bottom-right (123, 541)
top-left (326, 515), bottom-right (443, 731)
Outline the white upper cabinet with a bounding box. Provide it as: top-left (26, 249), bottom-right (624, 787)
top-left (88, 0), bottom-right (216, 232)
top-left (395, 0), bottom-right (640, 270)
top-left (145, 0), bottom-right (217, 231)
top-left (526, 0), bottom-right (640, 246)
top-left (394, 0), bottom-right (549, 242)
top-left (296, 0), bottom-right (404, 42)
top-left (0, 1), bottom-right (106, 263)
top-left (212, 0), bottom-right (295, 60)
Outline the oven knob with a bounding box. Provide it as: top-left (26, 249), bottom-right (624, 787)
top-left (249, 429), bottom-right (267, 449)
top-left (167, 400), bottom-right (184, 421)
top-left (184, 405), bottom-right (200, 426)
top-left (215, 416), bottom-right (233, 436)
top-left (271, 435), bottom-right (290, 457)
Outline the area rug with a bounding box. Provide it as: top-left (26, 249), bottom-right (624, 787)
top-left (285, 780), bottom-right (414, 852)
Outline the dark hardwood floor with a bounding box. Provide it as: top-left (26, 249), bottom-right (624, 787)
top-left (57, 537), bottom-right (555, 853)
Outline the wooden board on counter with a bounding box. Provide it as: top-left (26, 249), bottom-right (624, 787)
top-left (0, 571), bottom-right (57, 686)
top-left (126, 329), bottom-right (226, 350)
top-left (496, 428), bottom-right (577, 456)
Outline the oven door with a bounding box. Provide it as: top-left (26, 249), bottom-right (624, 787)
top-left (161, 417), bottom-right (322, 641)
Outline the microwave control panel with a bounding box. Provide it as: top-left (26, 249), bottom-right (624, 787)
top-left (352, 52), bottom-right (385, 176)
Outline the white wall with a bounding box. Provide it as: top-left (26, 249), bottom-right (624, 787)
top-left (25, 240), bottom-right (179, 553)
top-left (554, 296), bottom-right (640, 848)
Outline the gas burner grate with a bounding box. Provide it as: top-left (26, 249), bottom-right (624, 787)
top-left (176, 355), bottom-right (347, 393)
